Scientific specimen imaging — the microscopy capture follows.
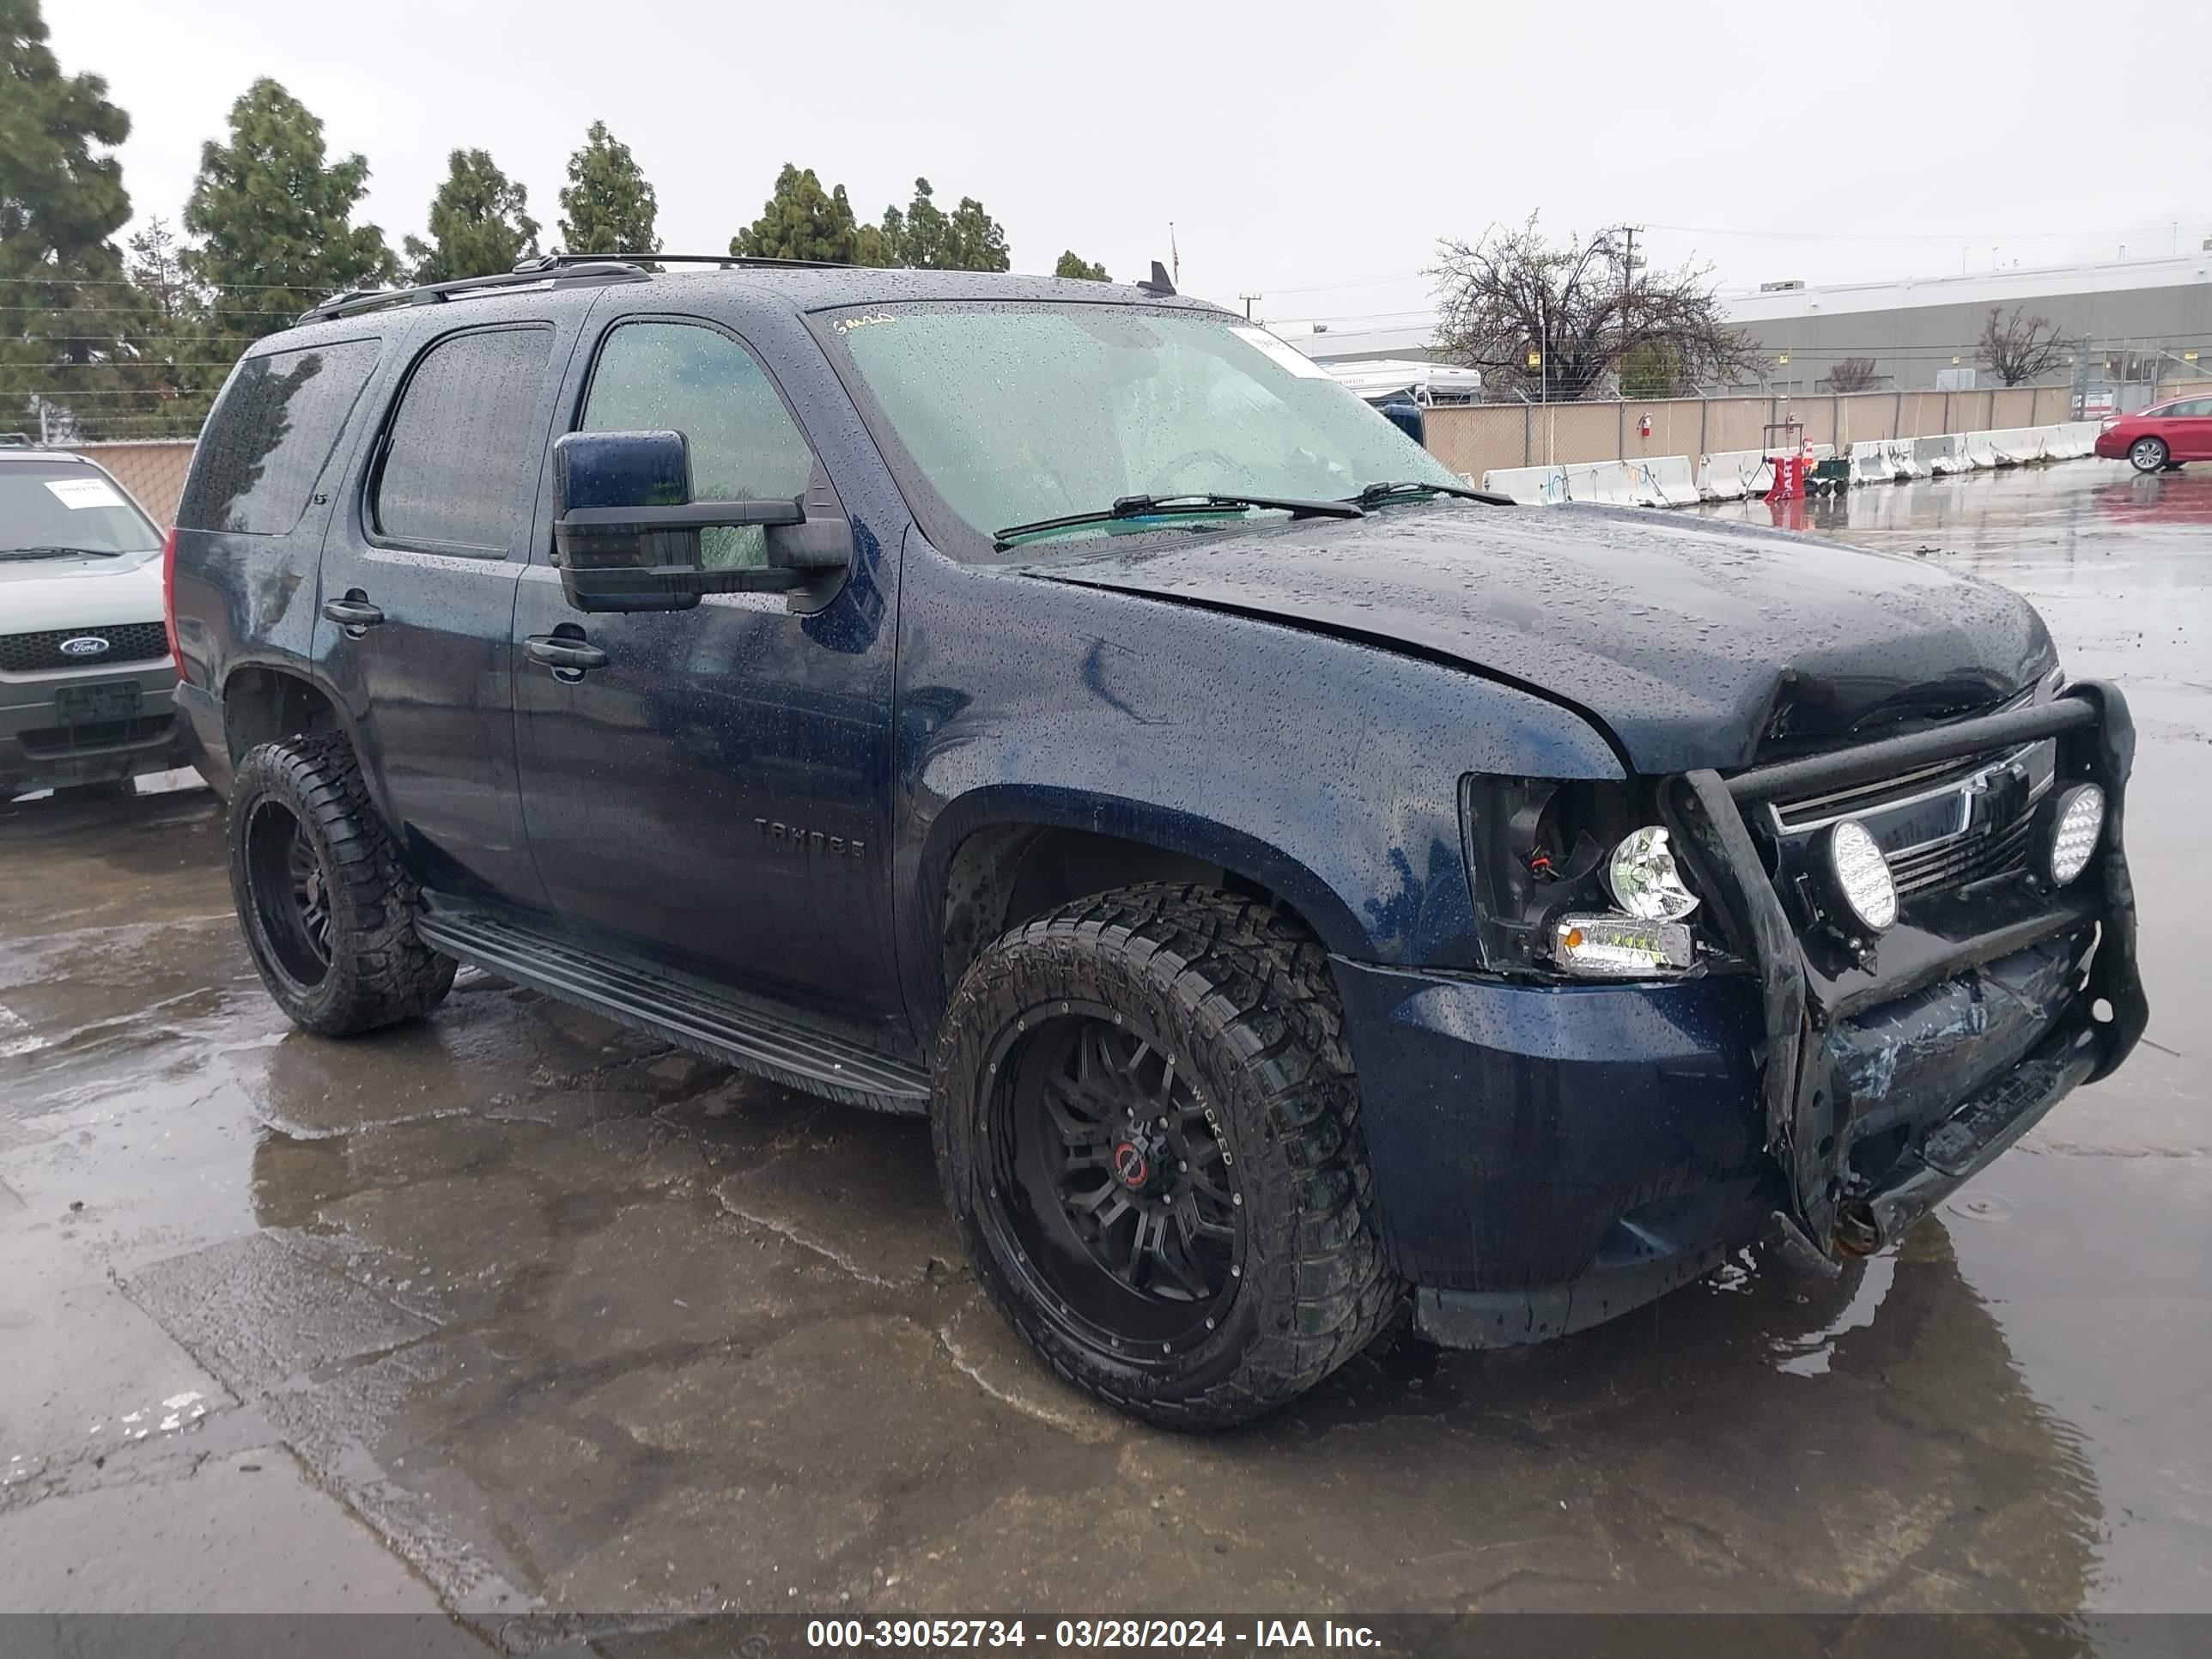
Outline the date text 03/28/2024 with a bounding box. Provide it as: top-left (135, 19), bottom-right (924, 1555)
top-left (803, 1619), bottom-right (1382, 1649)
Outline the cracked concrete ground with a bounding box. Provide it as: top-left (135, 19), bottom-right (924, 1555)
top-left (1, 459), bottom-right (2206, 1630)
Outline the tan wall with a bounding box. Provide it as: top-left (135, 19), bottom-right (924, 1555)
top-left (1431, 384), bottom-right (2092, 477)
top-left (70, 441), bottom-right (197, 525)
top-left (69, 386), bottom-right (2114, 526)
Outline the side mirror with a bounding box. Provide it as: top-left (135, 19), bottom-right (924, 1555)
top-left (551, 430), bottom-right (852, 614)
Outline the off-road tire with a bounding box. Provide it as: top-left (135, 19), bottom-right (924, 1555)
top-left (2129, 435), bottom-right (2168, 473)
top-left (228, 733), bottom-right (455, 1036)
top-left (933, 883), bottom-right (1401, 1429)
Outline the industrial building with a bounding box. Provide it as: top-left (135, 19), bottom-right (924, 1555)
top-left (1284, 249), bottom-right (2212, 399)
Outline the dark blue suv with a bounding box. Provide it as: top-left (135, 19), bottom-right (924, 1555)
top-left (168, 257), bottom-right (2145, 1426)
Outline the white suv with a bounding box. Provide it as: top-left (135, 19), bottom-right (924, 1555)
top-left (0, 441), bottom-right (188, 800)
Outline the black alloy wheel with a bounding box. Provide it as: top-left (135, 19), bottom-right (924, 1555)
top-left (985, 1004), bottom-right (1243, 1358)
top-left (933, 884), bottom-right (1401, 1427)
top-left (243, 799), bottom-right (333, 990)
top-left (226, 733), bottom-right (455, 1036)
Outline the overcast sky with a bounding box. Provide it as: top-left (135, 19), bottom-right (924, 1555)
top-left (51, 0), bottom-right (2212, 330)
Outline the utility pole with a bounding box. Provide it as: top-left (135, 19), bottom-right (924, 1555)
top-left (1239, 294), bottom-right (1260, 320)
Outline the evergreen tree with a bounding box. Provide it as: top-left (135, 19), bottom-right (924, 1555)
top-left (182, 78), bottom-right (397, 349)
top-left (557, 122), bottom-right (658, 256)
top-left (1054, 251), bottom-right (1109, 283)
top-left (872, 178), bottom-right (1009, 272)
top-left (0, 0), bottom-right (137, 437)
top-left (730, 164), bottom-right (860, 264)
top-left (404, 149), bottom-right (539, 283)
top-left (944, 192), bottom-right (1011, 273)
top-left (123, 216), bottom-right (213, 433)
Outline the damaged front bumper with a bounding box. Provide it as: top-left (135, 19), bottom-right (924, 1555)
top-left (1343, 683), bottom-right (2145, 1352)
top-left (1668, 678), bottom-right (2146, 1264)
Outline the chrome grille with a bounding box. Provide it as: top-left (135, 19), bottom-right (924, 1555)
top-left (1888, 809), bottom-right (2036, 897)
top-left (1765, 738), bottom-right (2054, 907)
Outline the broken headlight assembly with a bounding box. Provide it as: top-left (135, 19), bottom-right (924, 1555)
top-left (1461, 779), bottom-right (1711, 980)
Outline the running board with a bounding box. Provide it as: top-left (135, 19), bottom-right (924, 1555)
top-left (413, 907), bottom-right (930, 1115)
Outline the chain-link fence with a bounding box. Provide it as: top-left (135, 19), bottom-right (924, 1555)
top-left (67, 440), bottom-right (198, 523)
top-left (1425, 385), bottom-right (2091, 481)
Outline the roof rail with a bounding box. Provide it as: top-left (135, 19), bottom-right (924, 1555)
top-left (297, 259), bottom-right (649, 325)
top-left (515, 252), bottom-right (856, 272)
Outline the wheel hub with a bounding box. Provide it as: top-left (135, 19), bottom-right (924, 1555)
top-left (1111, 1120), bottom-right (1176, 1198)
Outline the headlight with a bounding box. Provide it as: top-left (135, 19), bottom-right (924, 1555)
top-left (1552, 915), bottom-right (1696, 978)
top-left (2039, 783), bottom-right (2105, 886)
top-left (1820, 820), bottom-right (1897, 933)
top-left (1603, 825), bottom-right (1700, 921)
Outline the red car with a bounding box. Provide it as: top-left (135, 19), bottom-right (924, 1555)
top-left (2094, 396), bottom-right (2212, 471)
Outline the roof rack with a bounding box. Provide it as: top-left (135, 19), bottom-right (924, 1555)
top-left (298, 251), bottom-right (860, 325)
top-left (515, 252), bottom-right (855, 272)
top-left (298, 259), bottom-right (650, 325)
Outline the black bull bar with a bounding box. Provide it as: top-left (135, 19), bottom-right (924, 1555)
top-left (1661, 682), bottom-right (2148, 1261)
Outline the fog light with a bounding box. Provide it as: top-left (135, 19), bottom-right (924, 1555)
top-left (1552, 915), bottom-right (1695, 978)
top-left (1821, 820), bottom-right (1897, 933)
top-left (1604, 825), bottom-right (1700, 921)
top-left (2039, 783), bottom-right (2105, 886)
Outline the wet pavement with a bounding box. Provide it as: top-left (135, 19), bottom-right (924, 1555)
top-left (1, 459), bottom-right (2205, 1626)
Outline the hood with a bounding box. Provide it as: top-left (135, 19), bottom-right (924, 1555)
top-left (1025, 503), bottom-right (2055, 774)
top-left (0, 546), bottom-right (165, 633)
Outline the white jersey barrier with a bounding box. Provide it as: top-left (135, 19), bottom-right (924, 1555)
top-left (1638, 455), bottom-right (1702, 507)
top-left (1491, 427), bottom-right (2101, 510)
top-left (1914, 434), bottom-right (1967, 474)
top-left (1848, 438), bottom-right (1922, 485)
top-left (2049, 421), bottom-right (2100, 459)
top-left (1697, 450), bottom-right (1770, 500)
top-left (1560, 460), bottom-right (1642, 505)
top-left (1478, 465), bottom-right (1568, 505)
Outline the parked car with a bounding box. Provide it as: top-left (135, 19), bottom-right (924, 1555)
top-left (169, 258), bottom-right (2145, 1426)
top-left (2094, 397), bottom-right (2212, 471)
top-left (1, 439), bottom-right (191, 801)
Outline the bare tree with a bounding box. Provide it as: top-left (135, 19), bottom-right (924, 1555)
top-left (1978, 306), bottom-right (2071, 386)
top-left (1822, 356), bottom-right (1881, 392)
top-left (1430, 216), bottom-right (1760, 400)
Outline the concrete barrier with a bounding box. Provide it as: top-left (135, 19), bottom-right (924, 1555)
top-left (1914, 434), bottom-right (1967, 474)
top-left (2049, 421), bottom-right (2100, 459)
top-left (1988, 428), bottom-right (2049, 465)
top-left (1561, 459), bottom-right (1642, 506)
top-left (1697, 449), bottom-right (1770, 501)
top-left (1504, 427), bottom-right (2096, 514)
top-left (1961, 431), bottom-right (2002, 469)
top-left (1638, 455), bottom-right (1701, 507)
top-left (1847, 438), bottom-right (1922, 486)
top-left (1479, 465), bottom-right (1568, 505)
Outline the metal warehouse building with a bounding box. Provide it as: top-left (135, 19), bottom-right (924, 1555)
top-left (1288, 250), bottom-right (2212, 399)
top-left (1724, 252), bottom-right (2212, 395)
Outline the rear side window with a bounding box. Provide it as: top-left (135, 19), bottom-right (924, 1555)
top-left (177, 338), bottom-right (380, 534)
top-left (373, 325), bottom-right (554, 554)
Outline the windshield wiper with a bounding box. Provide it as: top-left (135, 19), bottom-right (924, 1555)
top-left (0, 544), bottom-right (129, 561)
top-left (1346, 479), bottom-right (1512, 508)
top-left (994, 491), bottom-right (1364, 550)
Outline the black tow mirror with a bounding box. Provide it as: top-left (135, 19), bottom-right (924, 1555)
top-left (551, 430), bottom-right (852, 614)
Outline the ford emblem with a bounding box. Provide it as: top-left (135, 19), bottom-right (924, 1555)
top-left (58, 635), bottom-right (112, 658)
